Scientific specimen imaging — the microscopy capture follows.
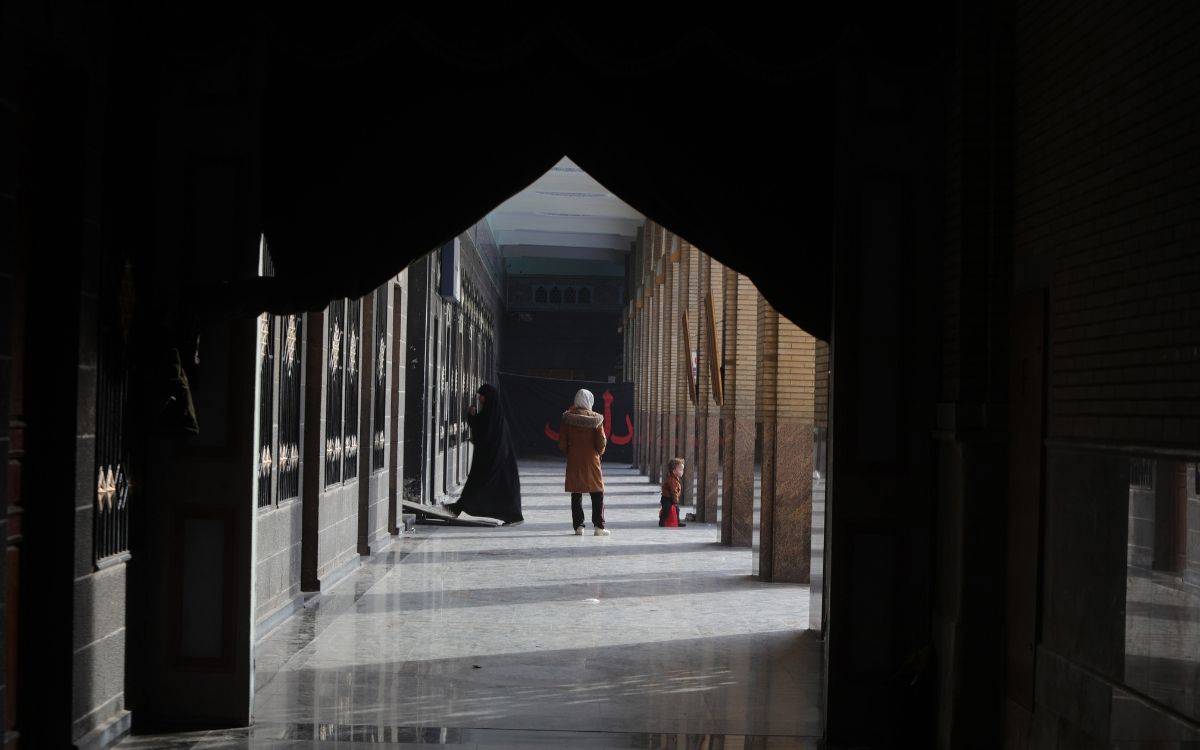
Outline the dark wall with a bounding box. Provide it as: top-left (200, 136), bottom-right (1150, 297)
top-left (501, 310), bottom-right (622, 382)
top-left (404, 236), bottom-right (504, 505)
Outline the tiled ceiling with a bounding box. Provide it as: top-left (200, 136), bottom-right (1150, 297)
top-left (485, 157), bottom-right (644, 264)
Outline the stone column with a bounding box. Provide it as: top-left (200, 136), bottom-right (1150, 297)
top-left (677, 243), bottom-right (699, 506)
top-left (756, 300), bottom-right (816, 582)
top-left (695, 253), bottom-right (724, 523)
top-left (720, 269), bottom-right (757, 548)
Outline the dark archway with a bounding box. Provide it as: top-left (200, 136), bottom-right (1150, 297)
top-left (236, 8), bottom-right (947, 342)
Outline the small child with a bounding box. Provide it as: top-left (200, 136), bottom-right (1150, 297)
top-left (659, 457), bottom-right (687, 527)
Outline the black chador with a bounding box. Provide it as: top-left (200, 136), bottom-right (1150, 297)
top-left (447, 383), bottom-right (524, 524)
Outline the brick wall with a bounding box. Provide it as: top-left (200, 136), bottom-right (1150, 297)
top-left (756, 306), bottom-right (817, 425)
top-left (1007, 0), bottom-right (1200, 742)
top-left (1015, 0), bottom-right (1200, 448)
top-left (814, 340), bottom-right (830, 429)
top-left (721, 270), bottom-right (758, 420)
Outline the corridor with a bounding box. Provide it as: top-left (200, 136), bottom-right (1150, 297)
top-left (123, 462), bottom-right (820, 748)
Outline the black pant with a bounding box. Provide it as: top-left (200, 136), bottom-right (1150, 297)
top-left (659, 496), bottom-right (674, 526)
top-left (571, 492), bottom-right (605, 529)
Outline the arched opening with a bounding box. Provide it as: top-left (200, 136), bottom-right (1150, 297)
top-left (237, 158), bottom-right (833, 742)
top-left (21, 7), bottom-right (1153, 749)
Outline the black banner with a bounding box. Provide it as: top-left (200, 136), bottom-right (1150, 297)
top-left (498, 373), bottom-right (635, 463)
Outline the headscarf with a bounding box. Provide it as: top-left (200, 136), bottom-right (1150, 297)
top-left (472, 383), bottom-right (506, 441)
top-left (573, 388), bottom-right (595, 411)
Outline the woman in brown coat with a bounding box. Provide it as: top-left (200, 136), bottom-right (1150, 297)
top-left (558, 388), bottom-right (609, 535)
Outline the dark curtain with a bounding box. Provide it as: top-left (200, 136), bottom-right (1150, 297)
top-left (499, 374), bottom-right (636, 463)
top-left (199, 8), bottom-right (949, 341)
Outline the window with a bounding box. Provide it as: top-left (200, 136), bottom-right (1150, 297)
top-left (257, 312), bottom-right (276, 507)
top-left (277, 314), bottom-right (303, 502)
top-left (372, 287), bottom-right (388, 472)
top-left (343, 297), bottom-right (362, 481)
top-left (535, 286), bottom-right (547, 304)
top-left (564, 287), bottom-right (577, 304)
top-left (549, 287), bottom-right (562, 304)
top-left (255, 241), bottom-right (304, 508)
top-left (579, 286), bottom-right (591, 305)
top-left (94, 259), bottom-right (134, 562)
top-left (1131, 457), bottom-right (1155, 490)
top-left (324, 299), bottom-right (345, 486)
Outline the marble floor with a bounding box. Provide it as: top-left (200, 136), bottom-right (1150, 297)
top-left (120, 461), bottom-right (821, 748)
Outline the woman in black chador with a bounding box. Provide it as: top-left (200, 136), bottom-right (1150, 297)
top-left (445, 383), bottom-right (524, 525)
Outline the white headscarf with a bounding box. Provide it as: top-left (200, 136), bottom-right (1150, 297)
top-left (573, 388), bottom-right (595, 411)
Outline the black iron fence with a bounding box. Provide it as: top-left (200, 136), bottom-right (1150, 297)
top-left (1130, 457), bottom-right (1155, 489)
top-left (94, 261), bottom-right (132, 562)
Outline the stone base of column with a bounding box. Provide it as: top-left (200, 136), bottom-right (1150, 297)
top-left (697, 413), bottom-right (720, 522)
top-left (679, 411), bottom-right (696, 505)
top-left (721, 416), bottom-right (755, 547)
top-left (759, 422), bottom-right (814, 583)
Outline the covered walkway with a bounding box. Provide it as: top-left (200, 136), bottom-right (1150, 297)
top-left (122, 462), bottom-right (819, 748)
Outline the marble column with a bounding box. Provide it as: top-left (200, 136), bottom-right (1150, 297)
top-left (677, 243), bottom-right (699, 506)
top-left (756, 300), bottom-right (816, 583)
top-left (720, 269), bottom-right (758, 548)
top-left (695, 253), bottom-right (724, 523)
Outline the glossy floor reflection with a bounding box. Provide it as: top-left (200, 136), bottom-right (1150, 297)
top-left (122, 461), bottom-right (820, 748)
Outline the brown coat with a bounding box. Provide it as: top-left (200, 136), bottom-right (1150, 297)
top-left (558, 406), bottom-right (607, 492)
top-left (661, 473), bottom-right (681, 502)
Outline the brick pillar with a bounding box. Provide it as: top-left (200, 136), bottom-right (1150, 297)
top-left (677, 243), bottom-right (699, 506)
top-left (632, 226), bottom-right (646, 472)
top-left (646, 264), bottom-right (657, 478)
top-left (756, 300), bottom-right (816, 583)
top-left (640, 293), bottom-right (650, 473)
top-left (652, 248), bottom-right (672, 482)
top-left (647, 269), bottom-right (659, 482)
top-left (720, 269), bottom-right (757, 547)
top-left (633, 297), bottom-right (644, 470)
top-left (695, 253), bottom-right (724, 522)
top-left (662, 235), bottom-right (680, 477)
top-left (626, 305), bottom-right (637, 469)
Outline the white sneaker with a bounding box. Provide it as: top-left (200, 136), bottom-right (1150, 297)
top-left (574, 527), bottom-right (584, 536)
top-left (594, 528), bottom-right (610, 536)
